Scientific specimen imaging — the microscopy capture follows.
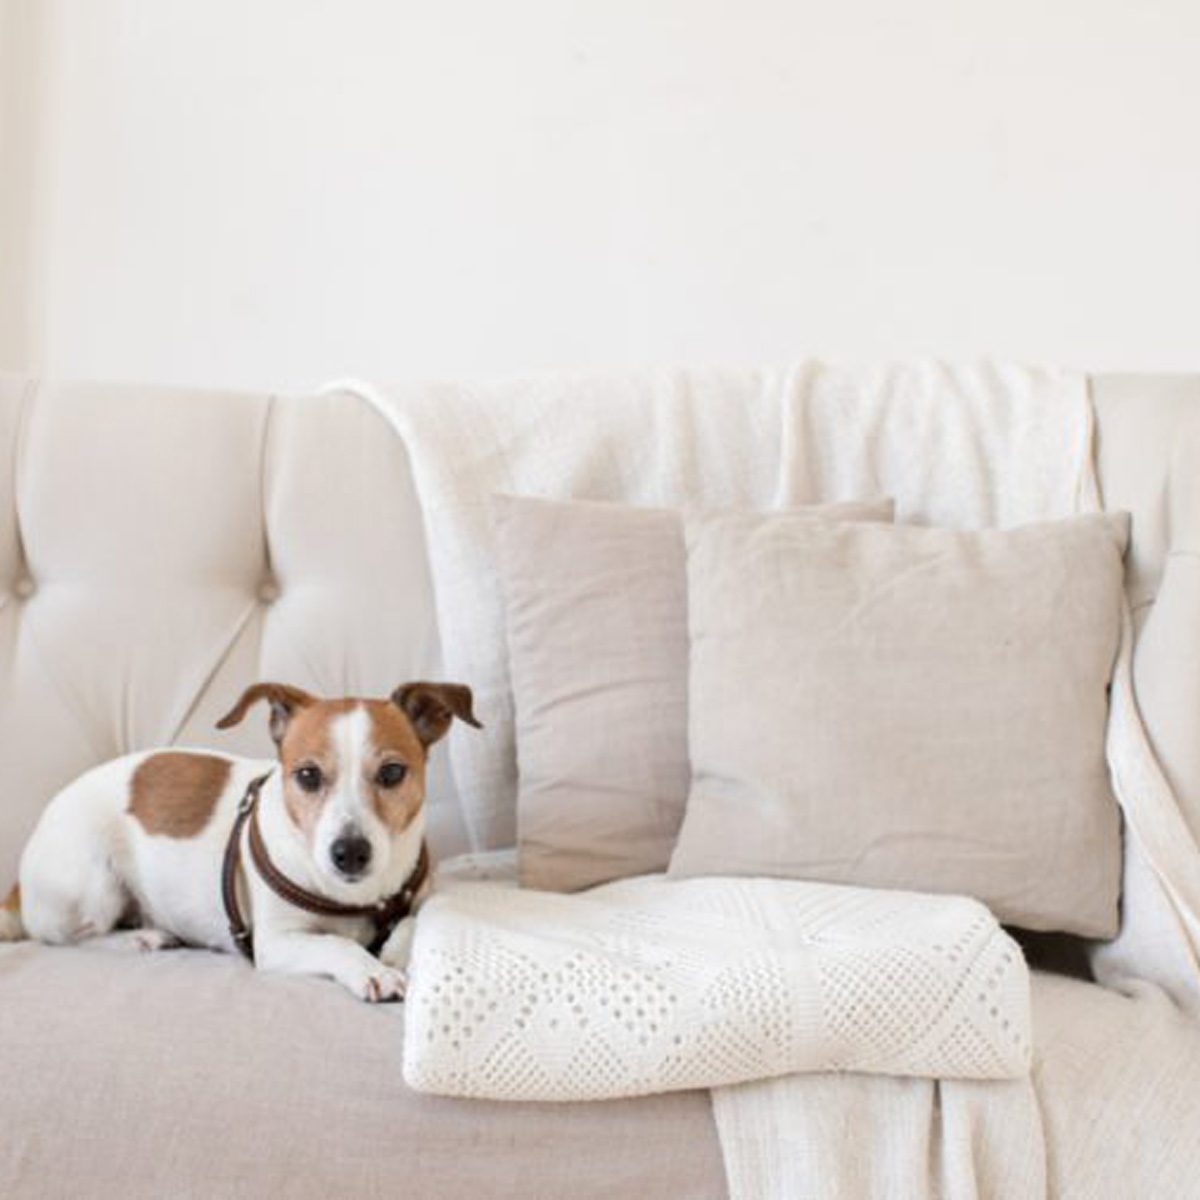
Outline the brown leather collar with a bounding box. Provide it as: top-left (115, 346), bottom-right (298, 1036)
top-left (221, 772), bottom-right (430, 962)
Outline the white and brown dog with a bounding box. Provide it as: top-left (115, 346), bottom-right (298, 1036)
top-left (0, 680), bottom-right (480, 1002)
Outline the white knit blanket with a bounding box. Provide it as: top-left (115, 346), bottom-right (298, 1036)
top-left (402, 869), bottom-right (1031, 1102)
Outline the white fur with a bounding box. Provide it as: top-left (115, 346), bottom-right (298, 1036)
top-left (4, 706), bottom-right (431, 1003)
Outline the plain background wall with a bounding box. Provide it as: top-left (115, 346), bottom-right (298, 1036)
top-left (1, 0), bottom-right (1198, 391)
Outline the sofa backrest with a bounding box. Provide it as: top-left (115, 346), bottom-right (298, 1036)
top-left (0, 376), bottom-right (448, 880)
top-left (0, 372), bottom-right (1197, 883)
top-left (1092, 375), bottom-right (1200, 847)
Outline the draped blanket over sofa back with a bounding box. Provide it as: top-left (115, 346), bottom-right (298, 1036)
top-left (368, 364), bottom-right (1096, 848)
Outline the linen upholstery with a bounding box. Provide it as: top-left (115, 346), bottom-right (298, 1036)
top-left (1030, 971), bottom-right (1200, 1198)
top-left (670, 510), bottom-right (1129, 937)
top-left (0, 941), bottom-right (725, 1200)
top-left (1092, 376), bottom-right (1200, 839)
top-left (1089, 376), bottom-right (1200, 1002)
top-left (493, 493), bottom-right (892, 892)
top-left (0, 377), bottom-right (450, 885)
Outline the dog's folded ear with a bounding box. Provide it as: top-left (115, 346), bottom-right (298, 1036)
top-left (391, 682), bottom-right (482, 747)
top-left (216, 683), bottom-right (318, 745)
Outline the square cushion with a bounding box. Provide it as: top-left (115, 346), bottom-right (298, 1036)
top-left (493, 494), bottom-right (892, 891)
top-left (669, 510), bottom-right (1129, 936)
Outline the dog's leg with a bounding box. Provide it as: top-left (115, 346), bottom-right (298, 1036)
top-left (85, 928), bottom-right (182, 954)
top-left (378, 916), bottom-right (416, 973)
top-left (20, 850), bottom-right (129, 947)
top-left (254, 931), bottom-right (407, 1002)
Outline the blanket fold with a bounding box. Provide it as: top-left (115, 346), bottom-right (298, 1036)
top-left (403, 873), bottom-right (1031, 1102)
top-left (713, 1071), bottom-right (1047, 1200)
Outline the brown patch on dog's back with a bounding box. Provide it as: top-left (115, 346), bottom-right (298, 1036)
top-left (129, 752), bottom-right (232, 837)
top-left (2, 882), bottom-right (18, 913)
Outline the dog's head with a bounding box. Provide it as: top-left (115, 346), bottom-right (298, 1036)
top-left (216, 681), bottom-right (480, 887)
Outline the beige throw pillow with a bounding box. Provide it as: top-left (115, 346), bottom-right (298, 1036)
top-left (493, 494), bottom-right (893, 891)
top-left (670, 510), bottom-right (1130, 936)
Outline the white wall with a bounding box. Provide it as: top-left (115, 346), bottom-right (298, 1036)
top-left (0, 1), bottom-right (42, 370)
top-left (3, 0), bottom-right (1199, 390)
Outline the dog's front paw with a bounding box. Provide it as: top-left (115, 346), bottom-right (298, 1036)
top-left (378, 916), bottom-right (416, 971)
top-left (349, 963), bottom-right (408, 1003)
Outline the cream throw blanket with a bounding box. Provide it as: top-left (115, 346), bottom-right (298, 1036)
top-left (336, 364), bottom-right (1200, 1199)
top-left (403, 866), bottom-right (1030, 1101)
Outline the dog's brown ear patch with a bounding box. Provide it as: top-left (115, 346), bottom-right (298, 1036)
top-left (2, 883), bottom-right (19, 915)
top-left (391, 682), bottom-right (482, 747)
top-left (216, 682), bottom-right (317, 745)
top-left (129, 752), bottom-right (232, 838)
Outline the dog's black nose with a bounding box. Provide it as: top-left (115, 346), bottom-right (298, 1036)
top-left (330, 835), bottom-right (372, 878)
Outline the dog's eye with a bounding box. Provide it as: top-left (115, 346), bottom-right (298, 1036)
top-left (294, 765), bottom-right (323, 793)
top-left (376, 762), bottom-right (408, 788)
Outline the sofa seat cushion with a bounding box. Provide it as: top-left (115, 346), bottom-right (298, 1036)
top-left (0, 944), bottom-right (725, 1200)
top-left (1032, 971), bottom-right (1200, 1197)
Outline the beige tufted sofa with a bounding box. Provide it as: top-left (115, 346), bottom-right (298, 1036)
top-left (0, 372), bottom-right (1197, 1199)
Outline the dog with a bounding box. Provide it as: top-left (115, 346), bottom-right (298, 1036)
top-left (0, 680), bottom-right (480, 1002)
